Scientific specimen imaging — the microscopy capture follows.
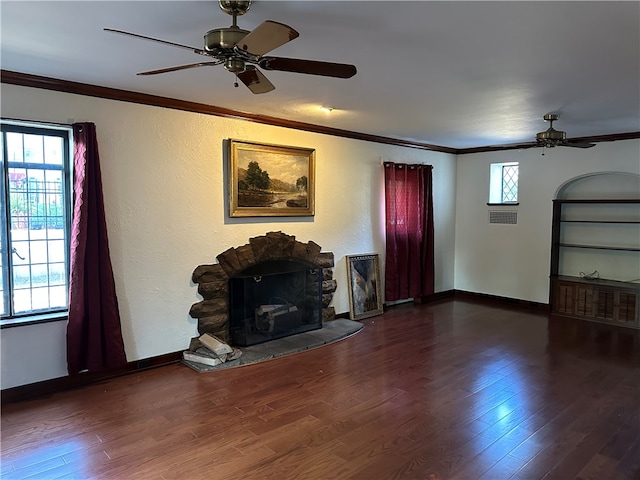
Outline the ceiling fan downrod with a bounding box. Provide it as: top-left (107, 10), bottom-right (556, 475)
top-left (218, 0), bottom-right (252, 28)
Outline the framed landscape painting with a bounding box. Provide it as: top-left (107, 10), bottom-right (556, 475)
top-left (346, 254), bottom-right (383, 320)
top-left (228, 139), bottom-right (315, 217)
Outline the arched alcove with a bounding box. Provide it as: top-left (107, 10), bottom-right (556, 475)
top-left (555, 171), bottom-right (640, 200)
top-left (549, 172), bottom-right (639, 330)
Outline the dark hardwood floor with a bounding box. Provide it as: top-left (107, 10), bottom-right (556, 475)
top-left (2, 299), bottom-right (639, 479)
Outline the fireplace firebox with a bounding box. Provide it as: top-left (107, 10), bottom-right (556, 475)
top-left (189, 232), bottom-right (337, 345)
top-left (228, 260), bottom-right (323, 346)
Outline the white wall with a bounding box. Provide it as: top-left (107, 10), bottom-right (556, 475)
top-left (0, 83), bottom-right (457, 388)
top-left (454, 140), bottom-right (640, 303)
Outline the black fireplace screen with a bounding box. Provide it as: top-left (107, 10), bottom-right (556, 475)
top-left (228, 260), bottom-right (323, 346)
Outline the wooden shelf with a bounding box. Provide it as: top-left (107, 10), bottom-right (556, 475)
top-left (556, 199), bottom-right (640, 204)
top-left (550, 199), bottom-right (640, 330)
top-left (558, 243), bottom-right (640, 252)
top-left (560, 220), bottom-right (640, 224)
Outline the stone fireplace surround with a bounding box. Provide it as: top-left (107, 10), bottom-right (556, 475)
top-left (189, 231), bottom-right (337, 344)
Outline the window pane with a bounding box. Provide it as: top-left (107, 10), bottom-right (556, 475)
top-left (49, 262), bottom-right (66, 286)
top-left (13, 288), bottom-right (32, 313)
top-left (44, 136), bottom-right (64, 165)
top-left (29, 240), bottom-right (48, 264)
top-left (6, 132), bottom-right (24, 163)
top-left (31, 264), bottom-right (49, 288)
top-left (49, 286), bottom-right (67, 308)
top-left (502, 165), bottom-right (519, 202)
top-left (48, 240), bottom-right (65, 263)
top-left (11, 240), bottom-right (31, 265)
top-left (31, 287), bottom-right (50, 310)
top-left (24, 134), bottom-right (44, 164)
top-left (13, 265), bottom-right (31, 289)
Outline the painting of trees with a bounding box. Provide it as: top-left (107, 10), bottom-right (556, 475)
top-left (295, 176), bottom-right (308, 192)
top-left (229, 140), bottom-right (315, 217)
top-left (244, 161), bottom-right (270, 190)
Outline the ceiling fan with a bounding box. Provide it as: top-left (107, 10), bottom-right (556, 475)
top-left (535, 113), bottom-right (596, 150)
top-left (104, 0), bottom-right (357, 94)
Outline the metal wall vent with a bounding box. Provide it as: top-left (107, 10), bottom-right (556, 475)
top-left (489, 211), bottom-right (518, 225)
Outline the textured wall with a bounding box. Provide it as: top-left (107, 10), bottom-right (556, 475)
top-left (454, 140), bottom-right (640, 303)
top-left (0, 83), bottom-right (456, 388)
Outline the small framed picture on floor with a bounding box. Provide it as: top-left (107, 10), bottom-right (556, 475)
top-left (346, 254), bottom-right (383, 320)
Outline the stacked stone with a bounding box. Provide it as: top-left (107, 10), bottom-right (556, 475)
top-left (189, 231), bottom-right (337, 342)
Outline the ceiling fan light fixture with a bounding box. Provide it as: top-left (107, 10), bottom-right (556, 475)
top-left (536, 128), bottom-right (566, 147)
top-left (224, 57), bottom-right (245, 73)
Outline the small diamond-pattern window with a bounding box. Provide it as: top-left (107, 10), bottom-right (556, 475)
top-left (502, 164), bottom-right (518, 202)
top-left (489, 162), bottom-right (519, 204)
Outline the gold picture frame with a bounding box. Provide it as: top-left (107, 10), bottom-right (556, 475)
top-left (228, 139), bottom-right (315, 217)
top-left (346, 254), bottom-right (383, 320)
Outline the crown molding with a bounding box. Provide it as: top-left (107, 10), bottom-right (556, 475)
top-left (2, 70), bottom-right (638, 155)
top-left (1, 70), bottom-right (457, 154)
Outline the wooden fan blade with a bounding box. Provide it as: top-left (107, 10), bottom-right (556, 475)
top-left (259, 57), bottom-right (357, 78)
top-left (564, 141), bottom-right (596, 149)
top-left (137, 61), bottom-right (223, 76)
top-left (237, 66), bottom-right (275, 94)
top-left (235, 20), bottom-right (299, 56)
top-left (104, 28), bottom-right (208, 56)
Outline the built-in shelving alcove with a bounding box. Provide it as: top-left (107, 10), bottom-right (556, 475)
top-left (549, 172), bottom-right (640, 329)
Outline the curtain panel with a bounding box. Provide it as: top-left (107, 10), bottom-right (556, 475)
top-left (384, 162), bottom-right (435, 302)
top-left (67, 122), bottom-right (127, 375)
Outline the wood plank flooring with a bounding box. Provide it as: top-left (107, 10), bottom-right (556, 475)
top-left (2, 299), bottom-right (639, 479)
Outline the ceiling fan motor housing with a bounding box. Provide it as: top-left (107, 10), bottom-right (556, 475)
top-left (537, 128), bottom-right (566, 142)
top-left (536, 113), bottom-right (566, 146)
top-left (204, 27), bottom-right (249, 54)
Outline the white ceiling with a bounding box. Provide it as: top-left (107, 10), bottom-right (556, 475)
top-left (1, 1), bottom-right (639, 149)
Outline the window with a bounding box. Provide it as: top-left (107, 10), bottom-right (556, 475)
top-left (1, 122), bottom-right (72, 323)
top-left (489, 162), bottom-right (519, 204)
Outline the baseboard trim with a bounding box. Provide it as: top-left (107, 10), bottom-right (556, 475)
top-left (413, 289), bottom-right (456, 304)
top-left (1, 351), bottom-right (182, 405)
top-left (454, 289), bottom-right (550, 311)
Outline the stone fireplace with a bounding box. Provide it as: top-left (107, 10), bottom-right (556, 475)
top-left (189, 232), bottom-right (337, 346)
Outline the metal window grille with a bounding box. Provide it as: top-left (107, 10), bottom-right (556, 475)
top-left (502, 164), bottom-right (518, 202)
top-left (1, 123), bottom-right (71, 319)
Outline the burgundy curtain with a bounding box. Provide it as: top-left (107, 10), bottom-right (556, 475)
top-left (67, 122), bottom-right (127, 375)
top-left (384, 162), bottom-right (434, 301)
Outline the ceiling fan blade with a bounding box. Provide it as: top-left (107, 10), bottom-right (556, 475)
top-left (235, 20), bottom-right (299, 56)
top-left (259, 57), bottom-right (357, 78)
top-left (137, 61), bottom-right (223, 76)
top-left (104, 28), bottom-right (208, 56)
top-left (237, 66), bottom-right (275, 94)
top-left (564, 141), bottom-right (596, 149)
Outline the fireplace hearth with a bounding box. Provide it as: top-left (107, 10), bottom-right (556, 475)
top-left (189, 232), bottom-right (337, 345)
